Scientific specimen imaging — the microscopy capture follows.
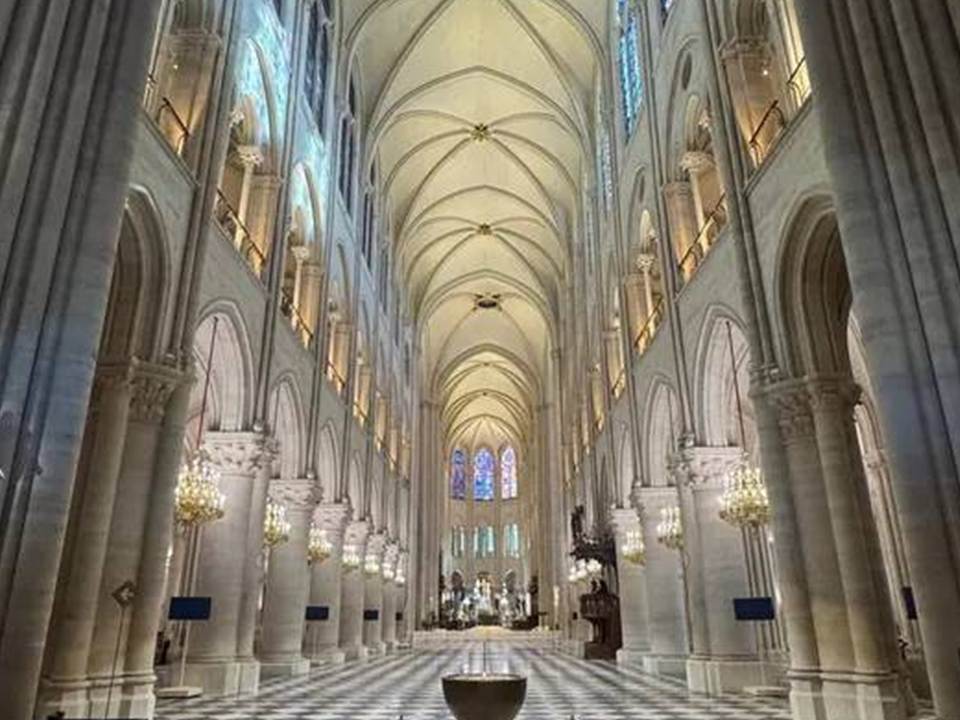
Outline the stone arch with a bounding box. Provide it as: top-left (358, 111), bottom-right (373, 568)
top-left (694, 306), bottom-right (753, 451)
top-left (269, 375), bottom-right (304, 481)
top-left (643, 379), bottom-right (680, 487)
top-left (316, 421), bottom-right (340, 503)
top-left (188, 301), bottom-right (254, 445)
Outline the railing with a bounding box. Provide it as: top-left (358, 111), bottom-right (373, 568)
top-left (611, 369), bottom-right (626, 400)
top-left (214, 190), bottom-right (265, 277)
top-left (786, 57), bottom-right (811, 108)
top-left (353, 403), bottom-right (368, 427)
top-left (326, 360), bottom-right (346, 395)
top-left (679, 195), bottom-right (727, 282)
top-left (143, 74), bottom-right (190, 157)
top-left (634, 297), bottom-right (665, 355)
top-left (280, 287), bottom-right (314, 348)
top-left (748, 101), bottom-right (786, 167)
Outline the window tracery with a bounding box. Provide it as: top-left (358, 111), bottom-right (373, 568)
top-left (501, 446), bottom-right (517, 499)
top-left (473, 447), bottom-right (495, 501)
top-left (617, 0), bottom-right (644, 135)
top-left (450, 448), bottom-right (466, 500)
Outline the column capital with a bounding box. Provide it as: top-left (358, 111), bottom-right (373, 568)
top-left (661, 179), bottom-right (693, 199)
top-left (236, 144), bottom-right (264, 168)
top-left (315, 502), bottom-right (352, 536)
top-left (610, 507), bottom-right (641, 536)
top-left (680, 149), bottom-right (715, 173)
top-left (269, 478), bottom-right (321, 510)
top-left (761, 379), bottom-right (817, 444)
top-left (344, 519), bottom-right (371, 546)
top-left (204, 431), bottom-right (277, 476)
top-left (669, 445), bottom-right (742, 488)
top-left (805, 375), bottom-right (861, 416)
top-left (129, 361), bottom-right (185, 424)
top-left (635, 252), bottom-right (657, 273)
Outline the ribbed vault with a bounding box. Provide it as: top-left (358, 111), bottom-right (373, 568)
top-left (349, 0), bottom-right (604, 452)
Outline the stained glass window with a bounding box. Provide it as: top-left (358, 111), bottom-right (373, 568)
top-left (618, 0), bottom-right (644, 135)
top-left (501, 446), bottom-right (517, 499)
top-left (450, 526), bottom-right (466, 557)
top-left (473, 447), bottom-right (495, 501)
top-left (662, 0), bottom-right (676, 19)
top-left (451, 448), bottom-right (466, 499)
top-left (474, 526), bottom-right (495, 558)
top-left (503, 524), bottom-right (521, 558)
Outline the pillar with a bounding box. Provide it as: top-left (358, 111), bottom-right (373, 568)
top-left (636, 487), bottom-right (689, 678)
top-left (362, 533), bottom-right (387, 656)
top-left (673, 446), bottom-right (775, 695)
top-left (305, 503), bottom-right (350, 666)
top-left (234, 145), bottom-right (262, 249)
top-left (259, 479), bottom-right (318, 678)
top-left (0, 2), bottom-right (161, 715)
top-left (381, 543), bottom-right (400, 652)
top-left (338, 520), bottom-right (370, 660)
top-left (611, 508), bottom-right (651, 667)
top-left (182, 432), bottom-right (273, 696)
top-left (661, 181), bottom-right (699, 276)
top-left (765, 380), bottom-right (907, 720)
top-left (793, 1), bottom-right (960, 714)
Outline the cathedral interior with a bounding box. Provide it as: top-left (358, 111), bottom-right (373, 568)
top-left (1, 0), bottom-right (959, 718)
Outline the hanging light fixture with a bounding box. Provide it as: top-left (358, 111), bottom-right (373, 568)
top-left (656, 506), bottom-right (684, 550)
top-left (622, 529), bottom-right (646, 566)
top-left (263, 498), bottom-right (291, 548)
top-left (717, 321), bottom-right (770, 530)
top-left (364, 550), bottom-right (382, 576)
top-left (307, 524), bottom-right (332, 564)
top-left (586, 559), bottom-right (603, 579)
top-left (342, 544), bottom-right (362, 572)
top-left (174, 317), bottom-right (226, 528)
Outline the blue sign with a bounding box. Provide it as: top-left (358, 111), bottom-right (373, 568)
top-left (169, 597), bottom-right (212, 621)
top-left (306, 605), bottom-right (330, 621)
top-left (363, 609), bottom-right (380, 621)
top-left (733, 597), bottom-right (775, 621)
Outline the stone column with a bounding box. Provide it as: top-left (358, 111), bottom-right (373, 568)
top-left (234, 145), bottom-right (263, 248)
top-left (612, 507), bottom-right (651, 667)
top-left (183, 432), bottom-right (272, 696)
top-left (0, 4), bottom-right (161, 715)
top-left (338, 520), bottom-right (370, 660)
top-left (306, 503), bottom-right (349, 665)
top-left (673, 446), bottom-right (771, 695)
top-left (381, 543), bottom-right (400, 651)
top-left (259, 479), bottom-right (318, 678)
top-left (661, 181), bottom-right (699, 273)
top-left (37, 365), bottom-right (135, 717)
top-left (636, 254), bottom-right (657, 320)
top-left (362, 533), bottom-right (387, 656)
top-left (636, 487), bottom-right (688, 678)
top-left (793, 2), bottom-right (960, 715)
top-left (766, 380), bottom-right (906, 720)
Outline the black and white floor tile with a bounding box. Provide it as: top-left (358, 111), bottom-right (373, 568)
top-left (157, 641), bottom-right (795, 720)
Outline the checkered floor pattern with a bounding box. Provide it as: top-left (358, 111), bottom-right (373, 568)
top-left (157, 642), bottom-right (794, 719)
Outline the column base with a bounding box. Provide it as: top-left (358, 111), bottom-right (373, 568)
top-left (365, 641), bottom-right (385, 657)
top-left (561, 640), bottom-right (587, 658)
top-left (340, 644), bottom-right (368, 661)
top-left (259, 657), bottom-right (311, 678)
top-left (789, 669), bottom-right (907, 720)
top-left (687, 655), bottom-right (783, 695)
top-left (615, 650), bottom-right (688, 679)
top-left (36, 676), bottom-right (91, 719)
top-left (310, 648), bottom-right (346, 667)
top-left (175, 659), bottom-right (260, 696)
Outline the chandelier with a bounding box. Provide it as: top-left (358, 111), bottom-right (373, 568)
top-left (382, 563), bottom-right (395, 581)
top-left (720, 460), bottom-right (770, 528)
top-left (364, 551), bottom-right (381, 577)
top-left (622, 529), bottom-right (646, 565)
top-left (717, 320), bottom-right (770, 530)
top-left (656, 506), bottom-right (684, 550)
top-left (307, 524), bottom-right (332, 564)
top-left (262, 498), bottom-right (291, 548)
top-left (342, 544), bottom-right (362, 572)
top-left (174, 450), bottom-right (226, 527)
top-left (395, 565), bottom-right (407, 586)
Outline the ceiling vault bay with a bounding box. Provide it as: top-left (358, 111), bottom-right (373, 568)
top-left (348, 0), bottom-right (605, 453)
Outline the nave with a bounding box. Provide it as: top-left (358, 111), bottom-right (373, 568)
top-left (158, 640), bottom-right (793, 720)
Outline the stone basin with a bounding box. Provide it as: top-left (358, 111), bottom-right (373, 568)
top-left (441, 673), bottom-right (527, 720)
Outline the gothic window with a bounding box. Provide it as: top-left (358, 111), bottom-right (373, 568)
top-left (501, 446), bottom-right (517, 499)
top-left (338, 79), bottom-right (358, 212)
top-left (474, 526), bottom-right (495, 558)
top-left (473, 447), bottom-right (495, 501)
top-left (617, 0), bottom-right (644, 135)
top-left (450, 526), bottom-right (466, 557)
top-left (503, 524), bottom-right (520, 558)
top-left (304, 0), bottom-right (331, 133)
top-left (450, 448), bottom-right (466, 499)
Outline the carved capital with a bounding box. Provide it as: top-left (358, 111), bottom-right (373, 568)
top-left (344, 519), bottom-right (371, 546)
top-left (610, 507), bottom-right (641, 536)
top-left (204, 432), bottom-right (276, 476)
top-left (670, 445), bottom-right (742, 487)
top-left (269, 478), bottom-right (320, 510)
top-left (765, 381), bottom-right (816, 443)
top-left (314, 502), bottom-right (352, 539)
top-left (680, 150), bottom-right (715, 173)
top-left (236, 144), bottom-right (264, 168)
top-left (635, 252), bottom-right (657, 274)
top-left (129, 362), bottom-right (183, 423)
top-left (806, 376), bottom-right (861, 418)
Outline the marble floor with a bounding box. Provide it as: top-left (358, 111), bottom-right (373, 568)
top-left (157, 641), bottom-right (794, 719)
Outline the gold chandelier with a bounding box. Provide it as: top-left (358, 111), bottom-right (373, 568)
top-left (174, 451), bottom-right (226, 527)
top-left (720, 460), bottom-right (770, 529)
top-left (364, 551), bottom-right (382, 577)
top-left (307, 524), bottom-right (332, 564)
top-left (622, 529), bottom-right (646, 565)
top-left (656, 506), bottom-right (684, 550)
top-left (263, 498), bottom-right (291, 548)
top-left (342, 544), bottom-right (362, 571)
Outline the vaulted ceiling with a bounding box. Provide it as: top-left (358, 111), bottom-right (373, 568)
top-left (347, 0), bottom-right (606, 452)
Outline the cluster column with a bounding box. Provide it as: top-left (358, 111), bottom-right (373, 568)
top-left (362, 533), bottom-right (387, 656)
top-left (259, 479), bottom-right (320, 678)
top-left (381, 542), bottom-right (401, 652)
top-left (306, 503), bottom-right (351, 665)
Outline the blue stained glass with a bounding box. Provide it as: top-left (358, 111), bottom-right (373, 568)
top-left (618, 0), bottom-right (644, 135)
top-left (451, 448), bottom-right (466, 499)
top-left (473, 448), bottom-right (495, 501)
top-left (501, 446), bottom-right (517, 499)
